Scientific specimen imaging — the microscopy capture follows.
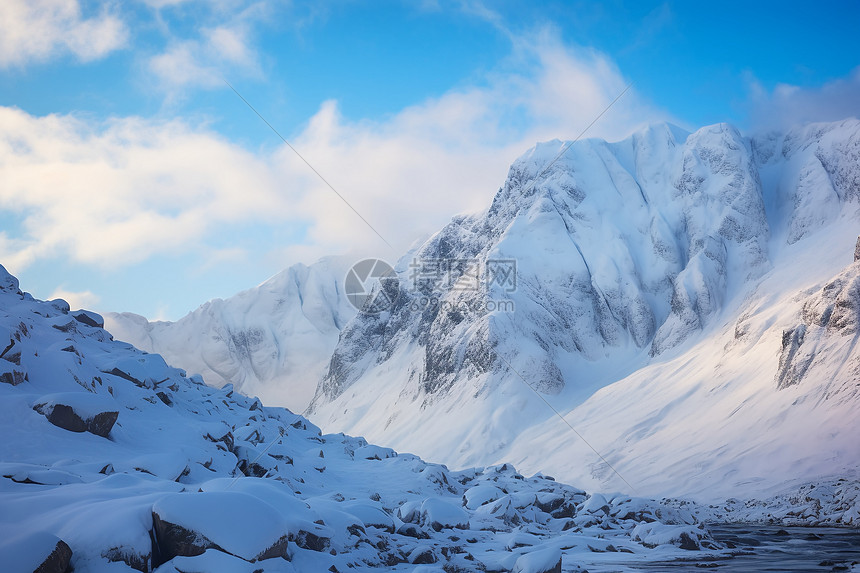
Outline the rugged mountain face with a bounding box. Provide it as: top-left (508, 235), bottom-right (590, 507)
top-left (776, 256), bottom-right (860, 389)
top-left (105, 256), bottom-right (355, 413)
top-left (312, 123), bottom-right (770, 412)
top-left (307, 119), bottom-right (860, 496)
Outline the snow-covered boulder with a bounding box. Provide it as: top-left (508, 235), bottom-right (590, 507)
top-left (0, 361), bottom-right (27, 386)
top-left (463, 484), bottom-right (504, 509)
top-left (512, 547), bottom-right (562, 573)
top-left (418, 498), bottom-right (470, 531)
top-left (151, 492), bottom-right (290, 564)
top-left (354, 444), bottom-right (396, 460)
top-left (33, 392), bottom-right (119, 437)
top-left (0, 531), bottom-right (71, 573)
top-left (631, 522), bottom-right (708, 550)
top-left (340, 500), bottom-right (397, 533)
top-left (71, 309), bottom-right (104, 329)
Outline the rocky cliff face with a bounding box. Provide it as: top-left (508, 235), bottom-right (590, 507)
top-left (777, 257), bottom-right (860, 389)
top-left (312, 122), bottom-right (773, 410)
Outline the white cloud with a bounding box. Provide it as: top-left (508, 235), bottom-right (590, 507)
top-left (0, 0), bottom-right (127, 67)
top-left (147, 5), bottom-right (264, 92)
top-left (746, 67), bottom-right (860, 131)
top-left (0, 108), bottom-right (294, 272)
top-left (149, 41), bottom-right (222, 89)
top-left (48, 287), bottom-right (101, 310)
top-left (0, 30), bottom-right (669, 277)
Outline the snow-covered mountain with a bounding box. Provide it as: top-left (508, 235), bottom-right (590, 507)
top-left (105, 256), bottom-right (355, 413)
top-left (307, 119), bottom-right (860, 499)
top-left (2, 264), bottom-right (757, 572)
top-left (101, 119), bottom-right (860, 504)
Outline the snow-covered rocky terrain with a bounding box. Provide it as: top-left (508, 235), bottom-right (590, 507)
top-left (105, 257), bottom-right (355, 413)
top-left (0, 264), bottom-right (758, 573)
top-left (306, 119), bottom-right (860, 500)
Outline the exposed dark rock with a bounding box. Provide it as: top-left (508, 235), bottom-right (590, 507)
top-left (104, 367), bottom-right (148, 388)
top-left (88, 411), bottom-right (119, 437)
top-left (408, 546), bottom-right (436, 564)
top-left (775, 325), bottom-right (808, 389)
top-left (396, 523), bottom-right (430, 539)
top-left (204, 430), bottom-right (234, 452)
top-left (293, 529), bottom-right (331, 552)
top-left (40, 404), bottom-right (88, 432)
top-left (855, 236), bottom-right (860, 262)
top-left (51, 320), bottom-right (77, 333)
top-left (72, 310), bottom-right (105, 329)
top-left (678, 532), bottom-right (700, 550)
top-left (34, 400), bottom-right (119, 438)
top-left (103, 546), bottom-right (150, 572)
top-left (535, 494), bottom-right (565, 514)
top-left (151, 511), bottom-right (219, 564)
top-left (33, 539), bottom-right (72, 573)
top-left (0, 369), bottom-right (27, 386)
top-left (547, 557), bottom-right (563, 573)
top-left (254, 536), bottom-right (290, 561)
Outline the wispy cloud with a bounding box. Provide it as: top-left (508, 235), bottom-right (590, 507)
top-left (745, 67), bottom-right (860, 131)
top-left (146, 3), bottom-right (267, 93)
top-left (0, 0), bottom-right (128, 68)
top-left (48, 286), bottom-right (101, 310)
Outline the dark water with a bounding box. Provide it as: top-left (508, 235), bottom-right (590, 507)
top-left (587, 524), bottom-right (860, 572)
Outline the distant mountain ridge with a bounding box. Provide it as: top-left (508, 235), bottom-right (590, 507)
top-left (106, 256), bottom-right (355, 412)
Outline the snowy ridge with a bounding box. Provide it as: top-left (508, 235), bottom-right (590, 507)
top-left (308, 120), bottom-right (860, 498)
top-left (0, 264), bottom-right (746, 572)
top-left (105, 256), bottom-right (355, 413)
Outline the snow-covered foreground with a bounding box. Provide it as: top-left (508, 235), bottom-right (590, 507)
top-left (0, 264), bottom-right (761, 572)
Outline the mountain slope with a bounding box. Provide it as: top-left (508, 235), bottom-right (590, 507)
top-left (308, 119), bottom-right (860, 499)
top-left (1, 264), bottom-right (748, 572)
top-left (105, 256), bottom-right (355, 413)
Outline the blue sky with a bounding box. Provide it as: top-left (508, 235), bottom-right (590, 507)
top-left (1, 0), bottom-right (859, 320)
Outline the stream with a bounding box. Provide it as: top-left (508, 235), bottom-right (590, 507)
top-left (584, 524), bottom-right (860, 572)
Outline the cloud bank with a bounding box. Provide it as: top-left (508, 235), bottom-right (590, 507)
top-left (0, 30), bottom-right (668, 279)
top-left (746, 67), bottom-right (860, 131)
